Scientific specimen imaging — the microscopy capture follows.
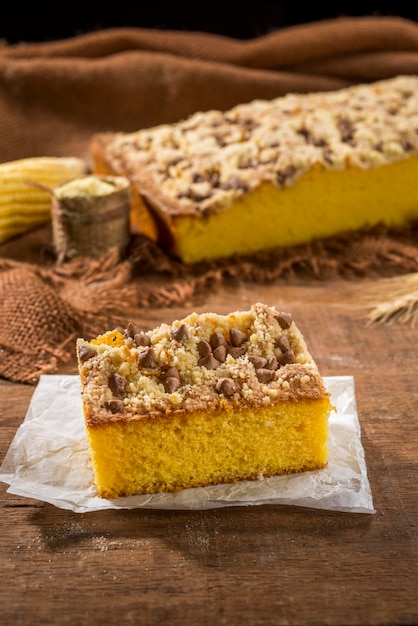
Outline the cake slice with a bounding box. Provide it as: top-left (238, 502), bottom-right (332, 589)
top-left (76, 303), bottom-right (333, 499)
top-left (89, 75), bottom-right (418, 264)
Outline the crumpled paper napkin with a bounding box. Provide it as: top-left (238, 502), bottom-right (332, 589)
top-left (0, 375), bottom-right (375, 513)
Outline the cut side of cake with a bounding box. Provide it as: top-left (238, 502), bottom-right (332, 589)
top-left (76, 303), bottom-right (333, 499)
top-left (89, 75), bottom-right (418, 264)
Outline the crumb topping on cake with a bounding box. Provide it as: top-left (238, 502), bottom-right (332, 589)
top-left (102, 75), bottom-right (418, 217)
top-left (77, 303), bottom-right (328, 425)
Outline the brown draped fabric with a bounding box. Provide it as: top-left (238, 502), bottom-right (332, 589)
top-left (1, 16), bottom-right (418, 162)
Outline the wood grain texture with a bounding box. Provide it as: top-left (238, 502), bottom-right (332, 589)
top-left (1, 280), bottom-right (417, 626)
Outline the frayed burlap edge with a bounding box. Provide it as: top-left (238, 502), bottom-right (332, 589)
top-left (125, 221), bottom-right (418, 307)
top-left (0, 250), bottom-right (138, 384)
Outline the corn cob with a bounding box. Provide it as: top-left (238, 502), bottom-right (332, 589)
top-left (0, 156), bottom-right (88, 244)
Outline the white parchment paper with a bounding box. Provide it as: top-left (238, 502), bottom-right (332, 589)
top-left (0, 375), bottom-right (375, 513)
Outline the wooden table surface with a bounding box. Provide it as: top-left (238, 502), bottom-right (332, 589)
top-left (1, 277), bottom-right (418, 626)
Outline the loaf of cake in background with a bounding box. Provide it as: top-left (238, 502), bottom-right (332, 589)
top-left (77, 303), bottom-right (333, 499)
top-left (90, 75), bottom-right (418, 264)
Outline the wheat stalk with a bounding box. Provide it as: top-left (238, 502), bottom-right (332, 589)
top-left (358, 272), bottom-right (418, 327)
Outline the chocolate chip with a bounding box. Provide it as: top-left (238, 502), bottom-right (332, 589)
top-left (177, 189), bottom-right (191, 200)
top-left (104, 399), bottom-right (124, 414)
top-left (240, 117), bottom-right (258, 131)
top-left (256, 368), bottom-right (277, 383)
top-left (338, 118), bottom-right (355, 143)
top-left (124, 322), bottom-right (138, 339)
top-left (219, 177), bottom-right (249, 192)
top-left (192, 170), bottom-right (220, 186)
top-left (78, 344), bottom-right (97, 363)
top-left (163, 377), bottom-right (181, 394)
top-left (167, 156), bottom-right (184, 168)
top-left (178, 186), bottom-right (214, 202)
top-left (170, 324), bottom-right (189, 342)
top-left (161, 366), bottom-right (181, 392)
top-left (276, 166), bottom-right (296, 186)
top-left (278, 350), bottom-right (295, 365)
top-left (198, 340), bottom-right (212, 358)
top-left (275, 312), bottom-right (293, 329)
top-left (108, 373), bottom-right (127, 398)
top-left (276, 335), bottom-right (291, 352)
top-left (401, 139), bottom-right (413, 152)
top-left (198, 354), bottom-right (220, 370)
top-left (214, 134), bottom-right (227, 147)
top-left (266, 356), bottom-right (279, 370)
top-left (228, 346), bottom-right (246, 359)
top-left (311, 137), bottom-right (328, 148)
top-left (248, 355), bottom-right (267, 370)
top-left (297, 127), bottom-right (311, 142)
top-left (209, 332), bottom-right (228, 349)
top-left (134, 331), bottom-right (151, 347)
top-left (212, 345), bottom-right (227, 363)
top-left (323, 147), bottom-right (334, 165)
top-left (229, 328), bottom-right (247, 347)
top-left (138, 347), bottom-right (157, 368)
top-left (210, 171), bottom-right (221, 187)
top-left (164, 366), bottom-right (180, 380)
top-left (215, 377), bottom-right (237, 397)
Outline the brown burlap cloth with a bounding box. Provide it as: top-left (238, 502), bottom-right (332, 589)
top-left (1, 16), bottom-right (418, 383)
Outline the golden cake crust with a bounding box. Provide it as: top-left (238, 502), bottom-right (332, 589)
top-left (77, 303), bottom-right (329, 427)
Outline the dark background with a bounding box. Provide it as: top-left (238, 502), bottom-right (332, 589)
top-left (1, 1), bottom-right (418, 44)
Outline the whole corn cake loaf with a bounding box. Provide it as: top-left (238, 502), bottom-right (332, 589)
top-left (90, 75), bottom-right (418, 263)
top-left (77, 303), bottom-right (333, 499)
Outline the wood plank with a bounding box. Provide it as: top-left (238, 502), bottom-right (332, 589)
top-left (1, 279), bottom-right (417, 626)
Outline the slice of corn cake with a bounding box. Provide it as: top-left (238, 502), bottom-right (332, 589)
top-left (77, 303), bottom-right (333, 498)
